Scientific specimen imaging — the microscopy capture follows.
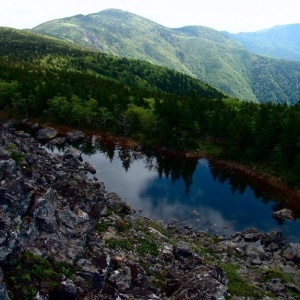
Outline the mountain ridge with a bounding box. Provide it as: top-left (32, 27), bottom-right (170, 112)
top-left (32, 9), bottom-right (300, 104)
top-left (225, 23), bottom-right (300, 61)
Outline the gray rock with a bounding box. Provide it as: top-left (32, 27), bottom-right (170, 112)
top-left (34, 292), bottom-right (49, 300)
top-left (34, 189), bottom-right (58, 234)
top-left (161, 245), bottom-right (174, 261)
top-left (84, 161), bottom-right (96, 174)
top-left (57, 279), bottom-right (78, 299)
top-left (272, 208), bottom-right (295, 220)
top-left (31, 123), bottom-right (40, 130)
top-left (107, 192), bottom-right (129, 213)
top-left (109, 266), bottom-right (132, 292)
top-left (244, 232), bottom-right (261, 242)
top-left (77, 253), bottom-right (110, 289)
top-left (250, 258), bottom-right (262, 265)
top-left (47, 137), bottom-right (66, 146)
top-left (261, 230), bottom-right (289, 250)
top-left (176, 241), bottom-right (192, 257)
top-left (66, 130), bottom-right (85, 143)
top-left (0, 160), bottom-right (16, 181)
top-left (63, 146), bottom-right (82, 160)
top-left (37, 127), bottom-right (58, 140)
top-left (265, 278), bottom-right (285, 294)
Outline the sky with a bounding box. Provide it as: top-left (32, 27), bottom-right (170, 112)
top-left (0, 0), bottom-right (300, 33)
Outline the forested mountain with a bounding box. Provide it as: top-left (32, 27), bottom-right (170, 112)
top-left (0, 27), bottom-right (221, 98)
top-left (225, 24), bottom-right (300, 61)
top-left (1, 27), bottom-right (300, 186)
top-left (32, 9), bottom-right (300, 104)
top-left (0, 26), bottom-right (226, 144)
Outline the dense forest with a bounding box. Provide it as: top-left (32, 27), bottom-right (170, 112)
top-left (0, 27), bottom-right (300, 187)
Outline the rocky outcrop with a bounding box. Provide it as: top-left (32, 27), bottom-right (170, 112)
top-left (0, 121), bottom-right (299, 299)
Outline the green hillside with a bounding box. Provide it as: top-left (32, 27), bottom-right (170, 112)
top-left (1, 27), bottom-right (300, 186)
top-left (32, 9), bottom-right (300, 104)
top-left (225, 24), bottom-right (300, 61)
top-left (0, 27), bottom-right (223, 98)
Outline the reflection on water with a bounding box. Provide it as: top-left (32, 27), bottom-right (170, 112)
top-left (45, 138), bottom-right (300, 242)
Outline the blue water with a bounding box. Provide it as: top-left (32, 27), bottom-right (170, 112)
top-left (45, 139), bottom-right (300, 242)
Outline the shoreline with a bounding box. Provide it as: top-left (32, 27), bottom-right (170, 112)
top-left (28, 119), bottom-right (300, 212)
top-left (3, 114), bottom-right (299, 215)
top-left (1, 120), bottom-right (300, 299)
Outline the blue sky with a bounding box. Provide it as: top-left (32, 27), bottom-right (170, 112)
top-left (1, 0), bottom-right (299, 33)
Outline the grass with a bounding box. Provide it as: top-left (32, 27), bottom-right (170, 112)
top-left (6, 142), bottom-right (25, 165)
top-left (221, 263), bottom-right (261, 299)
top-left (4, 252), bottom-right (76, 300)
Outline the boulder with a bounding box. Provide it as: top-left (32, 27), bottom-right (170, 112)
top-left (37, 127), bottom-right (58, 140)
top-left (265, 278), bottom-right (285, 294)
top-left (272, 208), bottom-right (295, 220)
top-left (34, 189), bottom-right (58, 234)
top-left (176, 241), bottom-right (192, 257)
top-left (63, 146), bottom-right (82, 160)
top-left (57, 279), bottom-right (78, 299)
top-left (77, 253), bottom-right (110, 289)
top-left (66, 130), bottom-right (85, 143)
top-left (84, 161), bottom-right (96, 174)
top-left (47, 137), bottom-right (66, 146)
top-left (261, 230), bottom-right (289, 250)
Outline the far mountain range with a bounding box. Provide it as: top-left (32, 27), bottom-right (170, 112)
top-left (32, 9), bottom-right (300, 103)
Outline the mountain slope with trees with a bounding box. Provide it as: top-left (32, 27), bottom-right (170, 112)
top-left (32, 9), bottom-right (300, 104)
top-left (1, 27), bottom-right (300, 187)
top-left (225, 24), bottom-right (300, 61)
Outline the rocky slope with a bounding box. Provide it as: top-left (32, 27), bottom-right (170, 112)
top-left (0, 120), bottom-right (299, 299)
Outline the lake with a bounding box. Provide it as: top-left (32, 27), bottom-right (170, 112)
top-left (44, 137), bottom-right (300, 242)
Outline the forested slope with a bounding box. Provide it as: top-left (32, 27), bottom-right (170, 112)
top-left (33, 9), bottom-right (300, 104)
top-left (1, 27), bottom-right (300, 187)
top-left (225, 24), bottom-right (300, 61)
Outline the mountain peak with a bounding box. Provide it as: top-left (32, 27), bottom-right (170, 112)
top-left (32, 10), bottom-right (300, 104)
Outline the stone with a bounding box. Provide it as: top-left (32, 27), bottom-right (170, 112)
top-left (34, 292), bottom-right (50, 300)
top-left (37, 127), bottom-right (58, 140)
top-left (66, 130), bottom-right (85, 143)
top-left (31, 123), bottom-right (40, 130)
top-left (109, 266), bottom-right (132, 292)
top-left (272, 208), bottom-right (295, 220)
top-left (47, 137), bottom-right (66, 146)
top-left (261, 230), bottom-right (288, 250)
top-left (57, 279), bottom-right (78, 299)
top-left (34, 189), bottom-right (58, 234)
top-left (63, 146), bottom-right (82, 160)
top-left (244, 232), bottom-right (261, 242)
top-left (77, 253), bottom-right (110, 289)
top-left (250, 258), bottom-right (262, 265)
top-left (176, 241), bottom-right (192, 257)
top-left (161, 245), bottom-right (174, 261)
top-left (265, 279), bottom-right (285, 294)
top-left (84, 161), bottom-right (96, 174)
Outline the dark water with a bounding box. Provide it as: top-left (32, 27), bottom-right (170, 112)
top-left (45, 138), bottom-right (300, 243)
